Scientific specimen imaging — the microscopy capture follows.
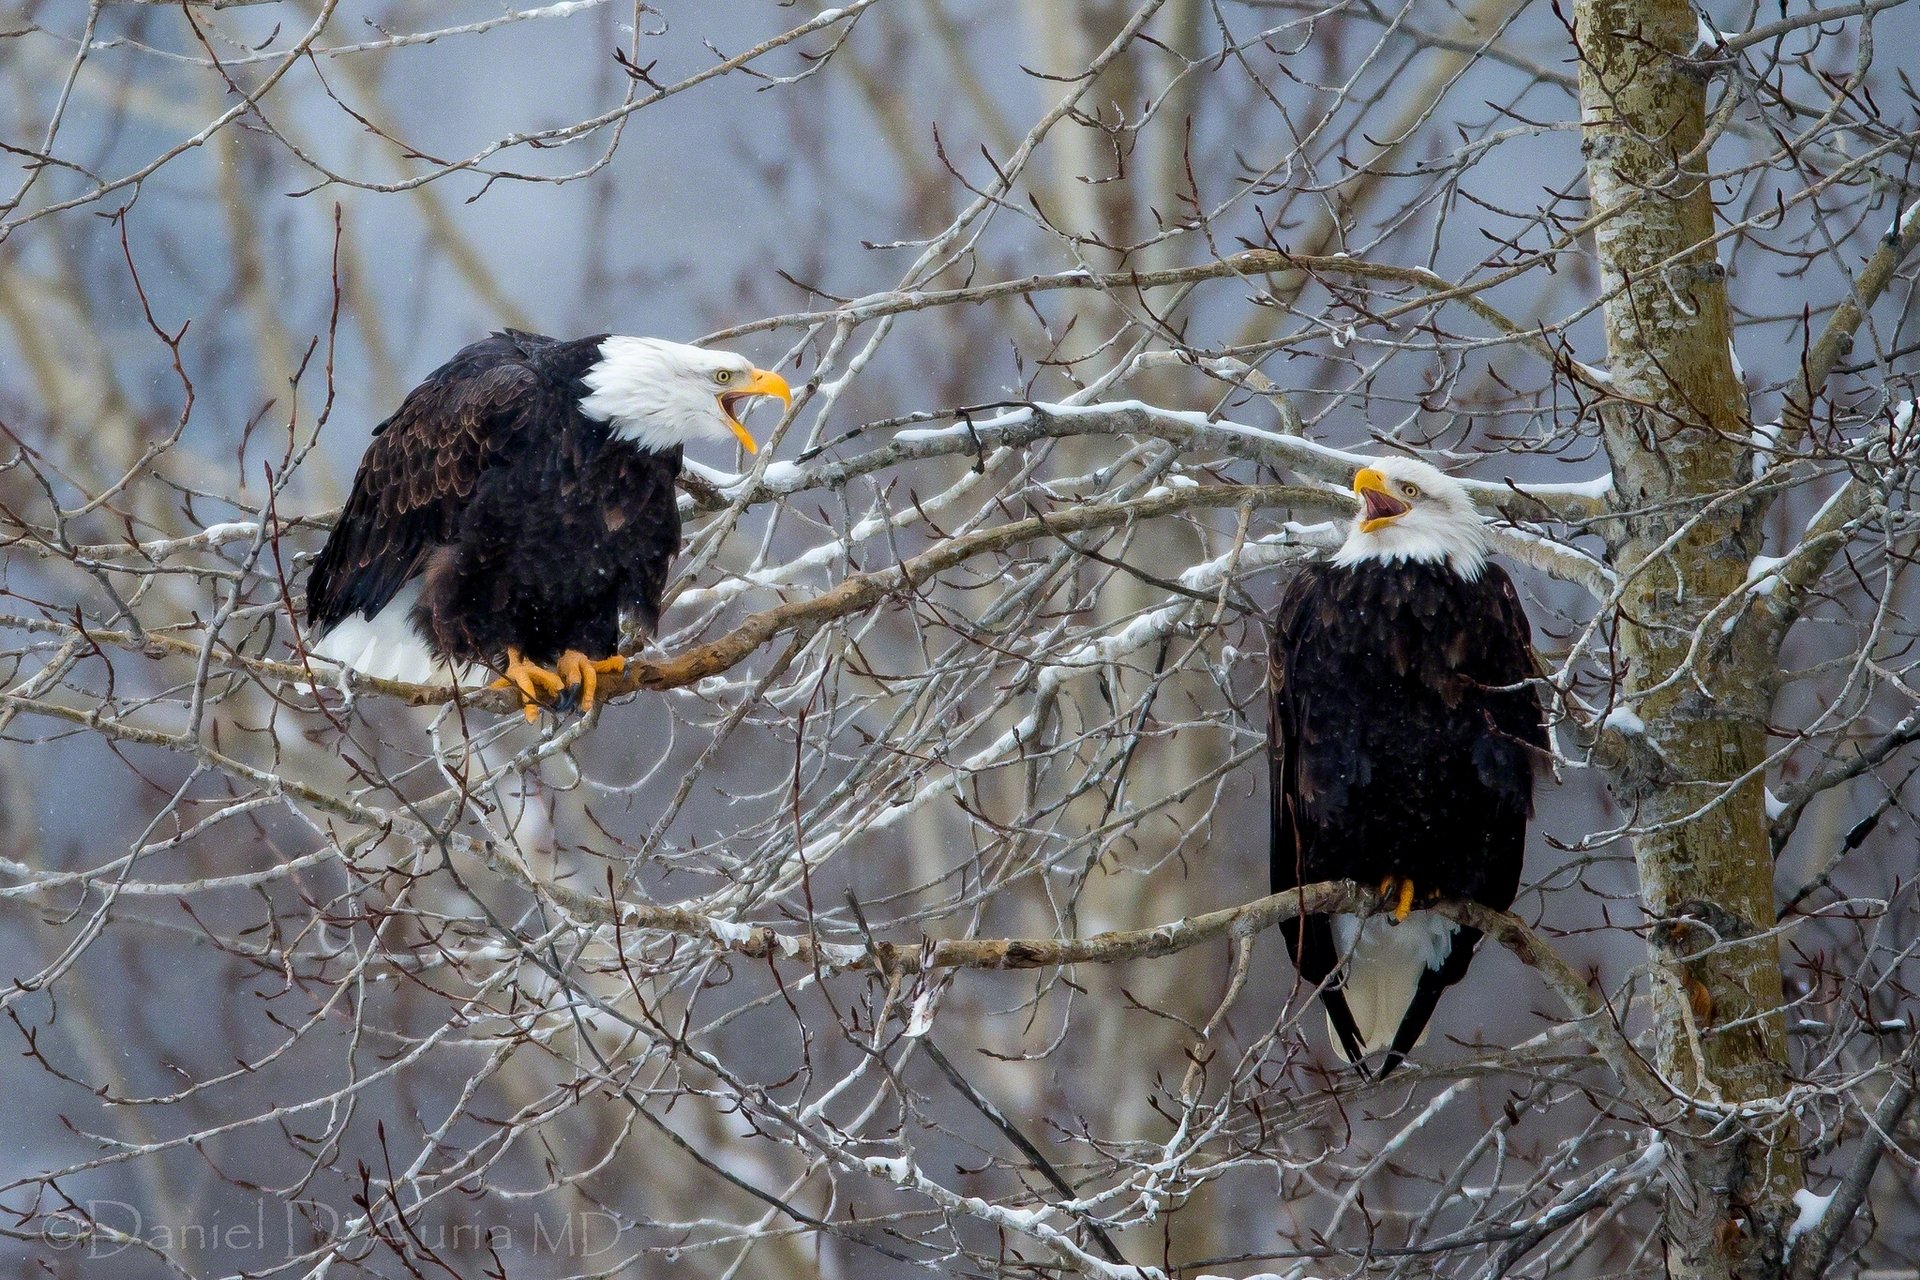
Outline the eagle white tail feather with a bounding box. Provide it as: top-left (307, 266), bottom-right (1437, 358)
top-left (1326, 912), bottom-right (1458, 1062)
top-left (309, 580), bottom-right (481, 688)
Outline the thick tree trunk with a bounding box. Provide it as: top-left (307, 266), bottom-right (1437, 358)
top-left (1573, 2), bottom-right (1801, 1276)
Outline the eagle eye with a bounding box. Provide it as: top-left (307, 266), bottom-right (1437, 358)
top-left (1400, 483), bottom-right (1420, 497)
top-left (713, 369), bottom-right (735, 385)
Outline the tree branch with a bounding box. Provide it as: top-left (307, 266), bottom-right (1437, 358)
top-left (1770, 707), bottom-right (1920, 853)
top-left (1786, 1042), bottom-right (1919, 1280)
top-left (1775, 198), bottom-right (1920, 456)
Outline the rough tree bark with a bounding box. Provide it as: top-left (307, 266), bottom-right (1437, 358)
top-left (1575, 2), bottom-right (1801, 1277)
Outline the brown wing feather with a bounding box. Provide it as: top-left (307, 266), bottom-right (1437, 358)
top-left (1267, 564), bottom-right (1335, 870)
top-left (306, 341), bottom-right (547, 630)
top-left (1474, 562), bottom-right (1551, 758)
top-left (1267, 567), bottom-right (1369, 1054)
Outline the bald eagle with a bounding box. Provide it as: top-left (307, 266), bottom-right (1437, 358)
top-left (1269, 457), bottom-right (1547, 1079)
top-left (305, 330), bottom-right (790, 719)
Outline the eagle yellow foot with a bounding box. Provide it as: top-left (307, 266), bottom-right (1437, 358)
top-left (490, 648), bottom-right (567, 723)
top-left (554, 651), bottom-right (625, 716)
top-left (1376, 876), bottom-right (1418, 924)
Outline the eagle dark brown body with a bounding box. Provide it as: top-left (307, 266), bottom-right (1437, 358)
top-left (306, 331), bottom-right (681, 685)
top-left (1269, 487), bottom-right (1548, 1079)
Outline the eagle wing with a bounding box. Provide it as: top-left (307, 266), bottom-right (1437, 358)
top-left (306, 337), bottom-right (557, 631)
top-left (1374, 563), bottom-right (1544, 1073)
top-left (1267, 567), bottom-right (1371, 1060)
top-left (1265, 567), bottom-right (1311, 868)
top-left (1477, 562), bottom-right (1551, 762)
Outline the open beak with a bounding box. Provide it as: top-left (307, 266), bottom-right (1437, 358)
top-left (1352, 466), bottom-right (1411, 533)
top-left (717, 368), bottom-right (791, 455)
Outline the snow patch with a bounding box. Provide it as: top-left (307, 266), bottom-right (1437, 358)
top-left (1750, 418), bottom-right (1781, 479)
top-left (1060, 606), bottom-right (1182, 667)
top-left (1764, 788), bottom-right (1787, 820)
top-left (1602, 706), bottom-right (1645, 736)
top-left (1745, 554), bottom-right (1788, 596)
top-left (1803, 482), bottom-right (1850, 536)
top-left (1543, 471), bottom-right (1616, 499)
top-left (904, 989), bottom-right (938, 1038)
top-left (680, 458), bottom-right (735, 488)
top-left (961, 1197), bottom-right (1048, 1230)
top-left (1692, 14), bottom-right (1724, 55)
top-left (775, 936), bottom-right (865, 970)
top-left (709, 918), bottom-right (758, 947)
top-left (1787, 1188), bottom-right (1835, 1245)
top-left (745, 459), bottom-right (805, 494)
top-left (535, 0), bottom-right (606, 18)
top-left (200, 521), bottom-right (259, 546)
top-left (863, 1156), bottom-right (913, 1185)
top-left (1139, 473), bottom-right (1202, 501)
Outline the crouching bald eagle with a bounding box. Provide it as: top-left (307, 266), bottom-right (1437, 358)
top-left (1268, 456), bottom-right (1547, 1079)
top-left (305, 330), bottom-right (790, 720)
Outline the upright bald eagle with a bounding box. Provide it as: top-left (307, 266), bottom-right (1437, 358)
top-left (305, 330), bottom-right (790, 719)
top-left (1269, 457), bottom-right (1547, 1079)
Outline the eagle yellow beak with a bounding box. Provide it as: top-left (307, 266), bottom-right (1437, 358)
top-left (717, 368), bottom-right (791, 455)
top-left (1352, 466), bottom-right (1412, 533)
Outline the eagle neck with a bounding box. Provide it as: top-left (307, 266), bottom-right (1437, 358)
top-left (581, 410), bottom-right (684, 469)
top-left (1330, 524), bottom-right (1488, 581)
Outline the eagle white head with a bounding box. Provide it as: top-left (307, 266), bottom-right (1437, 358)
top-left (1330, 455), bottom-right (1489, 579)
top-left (579, 337), bottom-right (791, 455)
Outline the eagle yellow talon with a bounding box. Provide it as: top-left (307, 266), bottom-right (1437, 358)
top-left (490, 647), bottom-right (566, 719)
top-left (554, 650), bottom-right (625, 714)
top-left (1374, 876), bottom-right (1417, 923)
